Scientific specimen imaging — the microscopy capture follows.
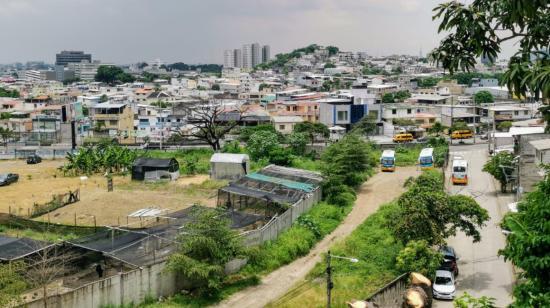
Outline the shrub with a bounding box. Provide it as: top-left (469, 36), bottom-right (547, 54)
top-left (396, 240), bottom-right (443, 277)
top-left (327, 191), bottom-right (356, 208)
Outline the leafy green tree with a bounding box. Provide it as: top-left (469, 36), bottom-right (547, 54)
top-left (450, 121), bottom-right (471, 133)
top-left (431, 0), bottom-right (550, 132)
top-left (99, 94), bottom-right (108, 103)
top-left (391, 171), bottom-right (489, 245)
top-left (474, 90), bottom-right (495, 105)
top-left (95, 65), bottom-right (135, 85)
top-left (326, 46), bottom-right (339, 56)
top-left (417, 77), bottom-right (440, 88)
top-left (321, 134), bottom-right (374, 187)
top-left (211, 84), bottom-right (220, 91)
top-left (453, 292), bottom-right (497, 308)
top-left (499, 168), bottom-right (550, 307)
top-left (0, 127), bottom-right (15, 148)
top-left (0, 262), bottom-right (26, 307)
top-left (362, 65), bottom-right (384, 75)
top-left (247, 130), bottom-right (279, 160)
top-left (221, 140), bottom-right (243, 154)
top-left (396, 240), bottom-right (443, 278)
top-left (0, 87), bottom-right (20, 98)
top-left (324, 62), bottom-right (336, 69)
top-left (394, 90), bottom-right (411, 102)
top-left (287, 132), bottom-right (308, 156)
top-left (428, 122), bottom-right (447, 137)
top-left (497, 121), bottom-right (513, 132)
top-left (351, 115), bottom-right (378, 136)
top-left (239, 124), bottom-right (278, 142)
top-left (382, 93), bottom-right (395, 104)
top-left (391, 66), bottom-right (404, 75)
top-left (482, 152), bottom-right (515, 192)
top-left (293, 122), bottom-right (329, 145)
top-left (167, 207), bottom-right (244, 295)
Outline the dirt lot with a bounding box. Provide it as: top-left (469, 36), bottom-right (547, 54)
top-left (0, 159), bottom-right (222, 226)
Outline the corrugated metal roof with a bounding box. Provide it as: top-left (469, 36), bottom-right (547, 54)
top-left (246, 172), bottom-right (315, 192)
top-left (529, 139), bottom-right (550, 151)
top-left (210, 153), bottom-right (249, 163)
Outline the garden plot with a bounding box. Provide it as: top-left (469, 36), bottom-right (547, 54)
top-left (0, 159), bottom-right (223, 227)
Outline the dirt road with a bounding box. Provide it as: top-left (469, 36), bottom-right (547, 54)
top-left (215, 166), bottom-right (420, 308)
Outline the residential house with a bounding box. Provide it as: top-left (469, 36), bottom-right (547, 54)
top-left (318, 96), bottom-right (368, 130)
top-left (272, 116), bottom-right (304, 134)
top-left (90, 102), bottom-right (134, 144)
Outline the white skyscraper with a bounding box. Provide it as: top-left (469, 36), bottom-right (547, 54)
top-left (224, 49), bottom-right (235, 67)
top-left (251, 43), bottom-right (261, 67)
top-left (234, 49), bottom-right (242, 68)
top-left (242, 44), bottom-right (253, 69)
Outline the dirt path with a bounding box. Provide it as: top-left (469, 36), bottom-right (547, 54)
top-left (215, 167), bottom-right (419, 308)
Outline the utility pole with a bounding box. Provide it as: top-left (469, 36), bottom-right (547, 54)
top-left (326, 250), bottom-right (333, 308)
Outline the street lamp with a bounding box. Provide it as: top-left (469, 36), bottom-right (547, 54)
top-left (326, 250), bottom-right (359, 308)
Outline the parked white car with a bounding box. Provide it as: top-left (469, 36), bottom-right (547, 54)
top-left (433, 270), bottom-right (456, 300)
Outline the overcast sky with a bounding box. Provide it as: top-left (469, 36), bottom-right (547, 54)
top-left (0, 0), bottom-right (476, 64)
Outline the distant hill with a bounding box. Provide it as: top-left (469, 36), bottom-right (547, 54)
top-left (256, 44), bottom-right (339, 70)
top-left (161, 62), bottom-right (222, 73)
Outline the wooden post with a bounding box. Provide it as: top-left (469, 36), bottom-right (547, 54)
top-left (74, 213), bottom-right (77, 227)
top-left (118, 217), bottom-right (120, 226)
top-left (94, 216), bottom-right (97, 231)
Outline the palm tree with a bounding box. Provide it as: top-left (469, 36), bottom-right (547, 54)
top-left (428, 122), bottom-right (447, 137)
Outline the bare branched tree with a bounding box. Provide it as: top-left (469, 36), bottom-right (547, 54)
top-left (178, 101), bottom-right (248, 151)
top-left (24, 244), bottom-right (77, 308)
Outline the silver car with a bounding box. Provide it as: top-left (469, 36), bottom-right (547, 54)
top-left (433, 269), bottom-right (456, 300)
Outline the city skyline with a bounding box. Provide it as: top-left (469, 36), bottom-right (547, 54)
top-left (0, 0), bottom-right (449, 64)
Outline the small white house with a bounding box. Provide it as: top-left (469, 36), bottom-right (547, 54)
top-left (210, 153), bottom-right (250, 180)
top-left (272, 116), bottom-right (304, 134)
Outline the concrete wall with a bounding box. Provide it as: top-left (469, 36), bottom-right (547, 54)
top-left (25, 262), bottom-right (185, 308)
top-left (241, 188), bottom-right (322, 246)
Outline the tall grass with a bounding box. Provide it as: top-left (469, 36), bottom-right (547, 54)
top-left (271, 203), bottom-right (403, 308)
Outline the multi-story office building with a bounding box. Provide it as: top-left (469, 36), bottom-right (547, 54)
top-left (262, 45), bottom-right (271, 63)
top-left (67, 60), bottom-right (105, 81)
top-left (242, 44), bottom-right (253, 69)
top-left (251, 43), bottom-right (261, 67)
top-left (55, 51), bottom-right (92, 66)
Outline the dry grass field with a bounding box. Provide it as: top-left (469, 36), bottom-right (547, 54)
top-left (0, 159), bottom-right (224, 226)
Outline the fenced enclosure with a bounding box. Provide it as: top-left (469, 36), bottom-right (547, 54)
top-left (240, 188), bottom-right (322, 246)
top-left (365, 272), bottom-right (410, 307)
top-left (26, 189), bottom-right (80, 218)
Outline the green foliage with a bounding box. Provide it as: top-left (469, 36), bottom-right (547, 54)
top-left (474, 90), bottom-right (495, 105)
top-left (482, 152), bottom-right (515, 192)
top-left (450, 120), bottom-right (471, 133)
top-left (0, 261), bottom-right (27, 307)
top-left (163, 62), bottom-right (222, 73)
top-left (324, 62), bottom-right (336, 69)
top-left (351, 115), bottom-right (378, 136)
top-left (183, 156), bottom-right (199, 175)
top-left (382, 93), bottom-right (395, 104)
top-left (293, 122), bottom-right (329, 145)
top-left (0, 127), bottom-right (15, 146)
top-left (396, 240), bottom-right (443, 278)
top-left (431, 0), bottom-right (550, 131)
top-left (321, 134), bottom-right (375, 188)
top-left (326, 46), bottom-right (339, 56)
top-left (390, 170), bottom-right (489, 245)
top-left (211, 84), bottom-right (220, 91)
top-left (362, 64), bottom-right (385, 75)
top-left (393, 90), bottom-right (411, 102)
top-left (417, 77), bottom-right (441, 88)
top-left (453, 292), bottom-right (497, 308)
top-left (0, 87), bottom-right (20, 98)
top-left (62, 141), bottom-right (137, 176)
top-left (145, 148), bottom-right (213, 175)
top-left (239, 124), bottom-right (277, 142)
top-left (243, 202), bottom-right (349, 275)
top-left (95, 65), bottom-right (135, 85)
top-left (428, 122), bottom-right (447, 136)
top-left (499, 171), bottom-right (550, 307)
top-left (497, 121), bottom-right (513, 132)
top-left (246, 130), bottom-right (279, 160)
top-left (287, 132), bottom-right (308, 155)
top-left (221, 141), bottom-right (243, 154)
top-left (99, 94), bottom-right (109, 102)
top-left (445, 72), bottom-right (503, 86)
top-left (0, 112), bottom-right (11, 119)
top-left (256, 44), bottom-right (319, 70)
top-left (167, 207), bottom-right (244, 296)
top-left (150, 100), bottom-right (171, 108)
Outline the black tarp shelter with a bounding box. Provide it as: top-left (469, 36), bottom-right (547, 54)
top-left (131, 158), bottom-right (180, 181)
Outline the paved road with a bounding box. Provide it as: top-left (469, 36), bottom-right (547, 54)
top-left (434, 144), bottom-right (514, 307)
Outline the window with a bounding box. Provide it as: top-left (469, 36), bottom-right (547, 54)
top-left (514, 111), bottom-right (519, 116)
top-left (109, 120), bottom-right (117, 126)
top-left (337, 111), bottom-right (348, 121)
top-left (524, 110), bottom-right (528, 115)
top-left (279, 125), bottom-right (285, 130)
top-left (392, 109), bottom-right (397, 115)
top-left (407, 109), bottom-right (412, 114)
